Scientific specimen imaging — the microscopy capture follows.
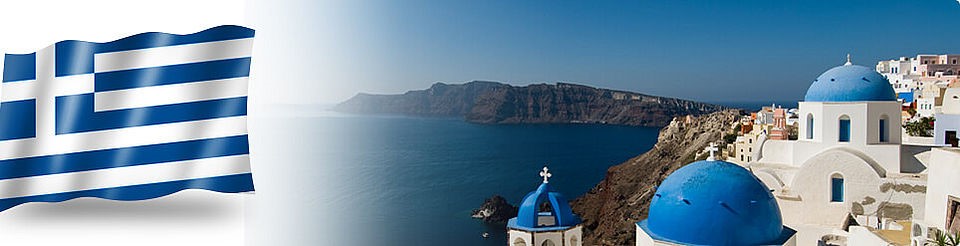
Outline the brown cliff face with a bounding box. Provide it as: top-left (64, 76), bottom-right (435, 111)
top-left (569, 109), bottom-right (741, 245)
top-left (334, 81), bottom-right (726, 127)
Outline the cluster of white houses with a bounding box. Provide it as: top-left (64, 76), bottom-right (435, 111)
top-left (505, 56), bottom-right (960, 245)
top-left (876, 54), bottom-right (960, 147)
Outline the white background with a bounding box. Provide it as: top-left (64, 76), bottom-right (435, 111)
top-left (0, 1), bottom-right (252, 245)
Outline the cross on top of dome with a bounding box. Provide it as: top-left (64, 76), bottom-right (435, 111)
top-left (705, 142), bottom-right (719, 161)
top-left (539, 166), bottom-right (552, 183)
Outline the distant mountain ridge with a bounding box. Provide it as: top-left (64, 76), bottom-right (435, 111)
top-left (334, 81), bottom-right (726, 127)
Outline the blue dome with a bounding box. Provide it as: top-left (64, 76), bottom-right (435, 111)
top-left (511, 182), bottom-right (580, 229)
top-left (643, 160), bottom-right (783, 245)
top-left (804, 64), bottom-right (896, 102)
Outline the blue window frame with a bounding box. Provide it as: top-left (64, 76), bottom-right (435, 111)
top-left (839, 118), bottom-right (850, 142)
top-left (831, 177), bottom-right (844, 202)
top-left (879, 119), bottom-right (888, 142)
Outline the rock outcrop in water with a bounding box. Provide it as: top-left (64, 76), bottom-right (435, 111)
top-left (334, 81), bottom-right (726, 127)
top-left (471, 195), bottom-right (518, 223)
top-left (570, 109), bottom-right (742, 245)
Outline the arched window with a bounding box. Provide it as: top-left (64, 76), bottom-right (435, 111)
top-left (839, 115), bottom-right (851, 142)
top-left (879, 115), bottom-right (889, 142)
top-left (831, 173), bottom-right (844, 202)
top-left (570, 236), bottom-right (579, 246)
top-left (513, 238), bottom-right (527, 246)
top-left (537, 201), bottom-right (556, 226)
top-left (807, 114), bottom-right (815, 139)
top-left (541, 239), bottom-right (556, 246)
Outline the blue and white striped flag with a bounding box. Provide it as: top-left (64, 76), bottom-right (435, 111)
top-left (0, 25), bottom-right (255, 211)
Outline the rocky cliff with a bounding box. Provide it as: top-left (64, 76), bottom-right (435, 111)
top-left (334, 81), bottom-right (726, 127)
top-left (570, 109), bottom-right (742, 245)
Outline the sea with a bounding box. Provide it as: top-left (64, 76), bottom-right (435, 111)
top-left (249, 109), bottom-right (656, 245)
top-left (248, 101), bottom-right (777, 246)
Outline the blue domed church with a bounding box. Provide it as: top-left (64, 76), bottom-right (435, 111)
top-left (735, 56), bottom-right (944, 245)
top-left (635, 150), bottom-right (797, 245)
top-left (507, 167), bottom-right (583, 246)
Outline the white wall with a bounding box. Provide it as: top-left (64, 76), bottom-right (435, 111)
top-left (783, 147), bottom-right (927, 227)
top-left (934, 114), bottom-right (960, 146)
top-left (924, 148), bottom-right (960, 229)
top-left (789, 149), bottom-right (884, 227)
top-left (758, 140), bottom-right (794, 164)
top-left (794, 102), bottom-right (902, 173)
top-left (942, 88), bottom-right (960, 114)
top-left (635, 224), bottom-right (655, 246)
top-left (847, 226), bottom-right (892, 246)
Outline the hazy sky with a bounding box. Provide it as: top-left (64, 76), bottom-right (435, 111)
top-left (258, 0), bottom-right (960, 104)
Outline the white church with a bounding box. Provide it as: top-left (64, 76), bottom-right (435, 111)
top-left (651, 56), bottom-right (960, 245)
top-left (507, 167), bottom-right (584, 246)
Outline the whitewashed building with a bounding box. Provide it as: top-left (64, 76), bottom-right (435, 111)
top-left (934, 87), bottom-right (960, 147)
top-left (507, 167), bottom-right (583, 246)
top-left (742, 57), bottom-right (960, 245)
top-left (877, 54), bottom-right (960, 122)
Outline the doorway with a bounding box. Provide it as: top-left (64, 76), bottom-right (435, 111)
top-left (947, 131), bottom-right (958, 147)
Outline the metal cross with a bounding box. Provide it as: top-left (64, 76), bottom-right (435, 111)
top-left (705, 142), bottom-right (719, 161)
top-left (539, 166), bottom-right (552, 183)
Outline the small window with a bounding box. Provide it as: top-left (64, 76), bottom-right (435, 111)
top-left (839, 115), bottom-right (851, 142)
top-left (831, 174), bottom-right (844, 202)
top-left (807, 114), bottom-right (815, 139)
top-left (879, 118), bottom-right (888, 142)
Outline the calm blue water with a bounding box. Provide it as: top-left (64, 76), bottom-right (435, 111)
top-left (275, 113), bottom-right (659, 245)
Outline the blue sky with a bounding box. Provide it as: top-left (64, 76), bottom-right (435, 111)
top-left (288, 1), bottom-right (960, 104)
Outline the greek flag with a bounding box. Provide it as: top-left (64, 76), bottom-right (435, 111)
top-left (0, 25), bottom-right (255, 212)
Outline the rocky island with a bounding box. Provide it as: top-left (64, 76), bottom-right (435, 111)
top-left (334, 81), bottom-right (726, 127)
top-left (471, 195), bottom-right (519, 224)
